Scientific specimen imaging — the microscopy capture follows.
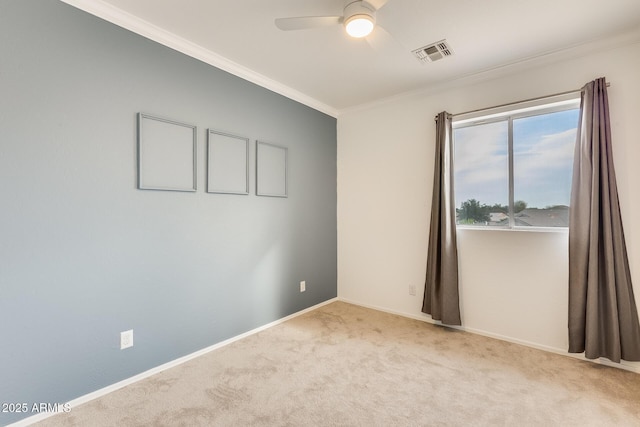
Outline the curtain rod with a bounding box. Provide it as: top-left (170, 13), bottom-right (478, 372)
top-left (438, 82), bottom-right (611, 120)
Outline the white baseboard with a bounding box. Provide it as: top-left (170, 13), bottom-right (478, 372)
top-left (337, 297), bottom-right (640, 375)
top-left (7, 297), bottom-right (338, 427)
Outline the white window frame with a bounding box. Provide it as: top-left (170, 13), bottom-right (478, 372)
top-left (452, 93), bottom-right (581, 231)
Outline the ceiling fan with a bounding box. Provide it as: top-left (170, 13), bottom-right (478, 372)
top-left (275, 0), bottom-right (389, 38)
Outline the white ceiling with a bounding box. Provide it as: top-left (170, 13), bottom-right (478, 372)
top-left (63, 0), bottom-right (640, 116)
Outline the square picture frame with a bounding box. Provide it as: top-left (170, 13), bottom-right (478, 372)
top-left (207, 129), bottom-right (249, 195)
top-left (137, 113), bottom-right (197, 192)
top-left (256, 140), bottom-right (288, 198)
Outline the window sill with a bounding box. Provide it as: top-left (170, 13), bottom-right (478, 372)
top-left (456, 226), bottom-right (568, 234)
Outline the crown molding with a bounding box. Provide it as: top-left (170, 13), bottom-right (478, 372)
top-left (339, 27), bottom-right (640, 116)
top-left (59, 0), bottom-right (339, 118)
top-left (58, 1), bottom-right (640, 118)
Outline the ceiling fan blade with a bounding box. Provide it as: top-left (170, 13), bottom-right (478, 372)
top-left (275, 16), bottom-right (342, 31)
top-left (364, 0), bottom-right (389, 11)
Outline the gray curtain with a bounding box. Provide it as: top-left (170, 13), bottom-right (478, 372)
top-left (422, 112), bottom-right (461, 326)
top-left (568, 77), bottom-right (640, 362)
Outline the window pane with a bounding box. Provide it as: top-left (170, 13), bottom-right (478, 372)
top-left (512, 109), bottom-right (579, 227)
top-left (454, 120), bottom-right (509, 226)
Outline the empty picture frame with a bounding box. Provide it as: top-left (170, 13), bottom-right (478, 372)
top-left (207, 130), bottom-right (249, 195)
top-left (137, 113), bottom-right (197, 192)
top-left (256, 141), bottom-right (288, 197)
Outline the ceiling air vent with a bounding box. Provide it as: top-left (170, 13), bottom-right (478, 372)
top-left (412, 39), bottom-right (454, 64)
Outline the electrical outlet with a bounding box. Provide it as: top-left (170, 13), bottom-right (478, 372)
top-left (120, 329), bottom-right (133, 350)
top-left (300, 281), bottom-right (306, 292)
top-left (409, 285), bottom-right (416, 296)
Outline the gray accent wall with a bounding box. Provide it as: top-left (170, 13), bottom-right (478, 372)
top-left (0, 1), bottom-right (337, 424)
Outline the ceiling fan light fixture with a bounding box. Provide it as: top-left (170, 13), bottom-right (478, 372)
top-left (345, 14), bottom-right (374, 38)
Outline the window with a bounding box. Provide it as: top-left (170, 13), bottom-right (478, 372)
top-left (453, 96), bottom-right (580, 228)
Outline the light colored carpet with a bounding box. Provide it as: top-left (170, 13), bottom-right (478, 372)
top-left (37, 301), bottom-right (640, 426)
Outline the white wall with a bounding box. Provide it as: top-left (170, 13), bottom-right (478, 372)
top-left (337, 37), bottom-right (640, 370)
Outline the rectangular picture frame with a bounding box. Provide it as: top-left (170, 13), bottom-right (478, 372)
top-left (137, 113), bottom-right (197, 192)
top-left (207, 129), bottom-right (249, 195)
top-left (256, 140), bottom-right (288, 198)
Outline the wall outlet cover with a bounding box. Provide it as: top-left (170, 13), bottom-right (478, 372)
top-left (121, 329), bottom-right (133, 349)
